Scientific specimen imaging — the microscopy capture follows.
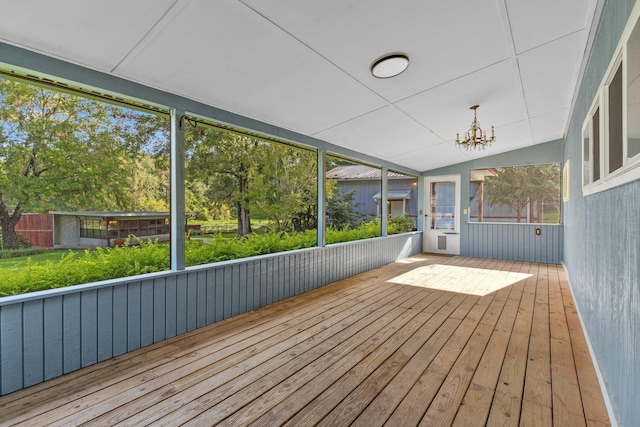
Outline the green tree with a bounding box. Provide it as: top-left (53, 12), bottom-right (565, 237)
top-left (483, 164), bottom-right (560, 223)
top-left (186, 127), bottom-right (260, 236)
top-left (129, 154), bottom-right (169, 212)
top-left (326, 188), bottom-right (364, 229)
top-left (252, 144), bottom-right (317, 232)
top-left (0, 78), bottom-right (160, 248)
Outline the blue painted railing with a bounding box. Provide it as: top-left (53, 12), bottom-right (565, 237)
top-left (0, 232), bottom-right (422, 395)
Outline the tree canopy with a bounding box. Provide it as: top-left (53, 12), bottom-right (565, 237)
top-left (0, 77), bottom-right (330, 249)
top-left (0, 78), bottom-right (169, 248)
top-left (481, 164), bottom-right (561, 223)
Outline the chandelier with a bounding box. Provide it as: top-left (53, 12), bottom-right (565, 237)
top-left (455, 105), bottom-right (495, 150)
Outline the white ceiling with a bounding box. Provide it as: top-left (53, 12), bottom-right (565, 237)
top-left (0, 0), bottom-right (598, 172)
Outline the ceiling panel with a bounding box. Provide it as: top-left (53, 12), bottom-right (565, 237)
top-left (506, 0), bottom-right (595, 54)
top-left (241, 0), bottom-right (511, 103)
top-left (0, 0), bottom-right (175, 72)
top-left (313, 106), bottom-right (444, 160)
top-left (396, 59), bottom-right (526, 142)
top-left (387, 142), bottom-right (471, 172)
top-left (518, 32), bottom-right (586, 118)
top-left (115, 0), bottom-right (387, 135)
top-left (0, 0), bottom-right (600, 173)
top-left (530, 109), bottom-right (569, 144)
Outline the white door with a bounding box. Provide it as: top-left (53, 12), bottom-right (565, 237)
top-left (389, 200), bottom-right (405, 217)
top-left (424, 175), bottom-right (461, 255)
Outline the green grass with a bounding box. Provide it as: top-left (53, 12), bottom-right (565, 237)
top-left (0, 249), bottom-right (85, 269)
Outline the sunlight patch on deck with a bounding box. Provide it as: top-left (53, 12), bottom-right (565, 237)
top-left (389, 264), bottom-right (532, 296)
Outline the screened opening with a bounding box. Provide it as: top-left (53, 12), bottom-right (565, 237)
top-left (382, 170), bottom-right (418, 234)
top-left (325, 157), bottom-right (382, 243)
top-left (469, 164), bottom-right (561, 224)
top-left (183, 117), bottom-right (318, 266)
top-left (0, 75), bottom-right (171, 296)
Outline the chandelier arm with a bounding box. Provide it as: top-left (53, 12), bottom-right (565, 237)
top-left (455, 105), bottom-right (495, 149)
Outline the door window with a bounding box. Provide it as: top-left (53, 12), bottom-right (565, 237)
top-left (430, 181), bottom-right (456, 230)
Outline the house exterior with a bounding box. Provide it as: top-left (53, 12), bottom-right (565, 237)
top-left (326, 165), bottom-right (418, 221)
top-left (15, 212), bottom-right (172, 248)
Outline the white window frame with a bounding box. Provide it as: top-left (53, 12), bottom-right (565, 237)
top-left (582, 95), bottom-right (603, 189)
top-left (583, 2), bottom-right (640, 196)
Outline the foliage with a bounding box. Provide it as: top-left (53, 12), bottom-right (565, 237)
top-left (0, 78), bottom-right (170, 248)
top-left (185, 126), bottom-right (319, 236)
top-left (326, 219), bottom-right (380, 243)
top-left (129, 154), bottom-right (169, 211)
top-left (388, 214), bottom-right (415, 234)
top-left (252, 144), bottom-right (318, 233)
top-left (185, 230), bottom-right (317, 265)
top-left (0, 218), bottom-right (417, 296)
top-left (0, 237), bottom-right (169, 296)
top-left (186, 127), bottom-right (261, 236)
top-left (0, 247), bottom-right (44, 259)
top-left (326, 188), bottom-right (364, 230)
top-left (480, 164), bottom-right (561, 223)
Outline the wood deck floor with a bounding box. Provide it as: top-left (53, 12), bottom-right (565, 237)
top-left (0, 255), bottom-right (610, 427)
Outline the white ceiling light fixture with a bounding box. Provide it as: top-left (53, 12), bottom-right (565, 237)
top-left (370, 54), bottom-right (410, 78)
top-left (455, 105), bottom-right (495, 150)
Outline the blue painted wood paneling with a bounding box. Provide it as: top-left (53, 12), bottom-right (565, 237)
top-left (112, 286), bottom-right (128, 356)
top-left (153, 278), bottom-right (166, 343)
top-left (62, 294), bottom-right (81, 374)
top-left (43, 296), bottom-right (63, 380)
top-left (0, 304), bottom-right (22, 393)
top-left (463, 224), bottom-right (563, 264)
top-left (23, 300), bottom-right (44, 387)
top-left (81, 290), bottom-right (98, 367)
top-left (563, 1), bottom-right (639, 424)
top-left (141, 280), bottom-right (155, 347)
top-left (127, 283), bottom-right (141, 352)
top-left (97, 288), bottom-right (113, 362)
top-left (0, 232), bottom-right (422, 396)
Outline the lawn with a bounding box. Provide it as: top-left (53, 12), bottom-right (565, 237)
top-left (0, 249), bottom-right (85, 269)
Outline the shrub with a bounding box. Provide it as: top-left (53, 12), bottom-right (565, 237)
top-left (0, 248), bottom-right (45, 259)
top-left (388, 214), bottom-right (415, 234)
top-left (1, 221), bottom-right (414, 297)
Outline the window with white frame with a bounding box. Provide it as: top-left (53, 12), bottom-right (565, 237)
top-left (582, 99), bottom-right (601, 186)
top-left (582, 4), bottom-right (640, 195)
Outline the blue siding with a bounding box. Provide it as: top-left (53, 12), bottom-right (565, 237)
top-left (563, 2), bottom-right (639, 424)
top-left (425, 140), bottom-right (565, 265)
top-left (0, 232), bottom-right (421, 396)
top-left (43, 296), bottom-right (63, 380)
top-left (560, 0), bottom-right (640, 425)
top-left (334, 178), bottom-right (418, 218)
top-left (464, 224), bottom-right (562, 264)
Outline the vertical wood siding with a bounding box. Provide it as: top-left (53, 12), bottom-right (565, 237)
top-left (14, 213), bottom-right (54, 248)
top-left (0, 232), bottom-right (421, 396)
top-left (463, 224), bottom-right (563, 264)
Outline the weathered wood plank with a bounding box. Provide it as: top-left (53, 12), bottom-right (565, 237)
top-left (451, 261), bottom-right (533, 427)
top-left (0, 268), bottom-right (393, 425)
top-left (549, 266), bottom-right (587, 427)
top-left (0, 256), bottom-right (609, 427)
top-left (164, 302), bottom-right (423, 425)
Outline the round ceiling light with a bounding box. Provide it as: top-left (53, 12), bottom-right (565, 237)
top-left (371, 54), bottom-right (409, 78)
